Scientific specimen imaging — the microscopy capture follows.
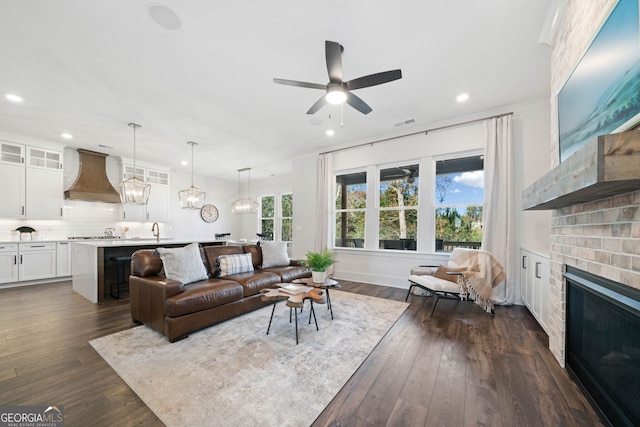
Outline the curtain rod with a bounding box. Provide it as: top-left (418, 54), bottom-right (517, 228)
top-left (320, 111), bottom-right (513, 155)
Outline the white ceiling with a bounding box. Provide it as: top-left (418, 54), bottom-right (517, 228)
top-left (0, 0), bottom-right (552, 181)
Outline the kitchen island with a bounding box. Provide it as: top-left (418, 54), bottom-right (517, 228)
top-left (71, 239), bottom-right (225, 303)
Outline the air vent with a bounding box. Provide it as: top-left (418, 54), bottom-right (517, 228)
top-left (393, 118), bottom-right (416, 127)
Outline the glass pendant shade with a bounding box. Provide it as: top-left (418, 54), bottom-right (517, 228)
top-left (231, 197), bottom-right (258, 214)
top-left (120, 122), bottom-right (150, 205)
top-left (178, 141), bottom-right (206, 209)
top-left (231, 167), bottom-right (258, 215)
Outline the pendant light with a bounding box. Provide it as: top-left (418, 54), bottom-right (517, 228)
top-left (178, 141), bottom-right (206, 209)
top-left (119, 122), bottom-right (150, 205)
top-left (231, 167), bottom-right (258, 214)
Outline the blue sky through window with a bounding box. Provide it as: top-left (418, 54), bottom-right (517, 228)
top-left (437, 171), bottom-right (484, 205)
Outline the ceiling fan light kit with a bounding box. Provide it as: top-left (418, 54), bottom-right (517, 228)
top-left (325, 85), bottom-right (347, 105)
top-left (274, 40), bottom-right (402, 115)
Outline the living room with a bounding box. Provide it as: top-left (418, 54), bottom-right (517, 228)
top-left (1, 1), bottom-right (639, 426)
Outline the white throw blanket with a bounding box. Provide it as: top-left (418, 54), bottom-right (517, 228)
top-left (449, 248), bottom-right (506, 313)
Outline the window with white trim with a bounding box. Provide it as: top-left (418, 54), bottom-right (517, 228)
top-left (334, 171), bottom-right (366, 248)
top-left (434, 155), bottom-right (484, 252)
top-left (378, 164), bottom-right (419, 250)
top-left (258, 193), bottom-right (293, 242)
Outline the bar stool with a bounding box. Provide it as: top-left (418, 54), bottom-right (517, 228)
top-left (110, 255), bottom-right (132, 299)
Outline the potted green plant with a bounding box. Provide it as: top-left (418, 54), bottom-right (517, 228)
top-left (305, 248), bottom-right (335, 283)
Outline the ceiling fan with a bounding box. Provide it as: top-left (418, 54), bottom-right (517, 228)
top-left (273, 40), bottom-right (402, 115)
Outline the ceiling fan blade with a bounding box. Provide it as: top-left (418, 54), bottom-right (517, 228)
top-left (306, 95), bottom-right (328, 114)
top-left (345, 69), bottom-right (402, 91)
top-left (325, 41), bottom-right (343, 83)
top-left (273, 78), bottom-right (326, 90)
top-left (345, 91), bottom-right (372, 115)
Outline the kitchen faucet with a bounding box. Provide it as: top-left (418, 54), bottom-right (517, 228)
top-left (151, 222), bottom-right (160, 242)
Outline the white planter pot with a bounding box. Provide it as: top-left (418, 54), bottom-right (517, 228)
top-left (311, 270), bottom-right (327, 283)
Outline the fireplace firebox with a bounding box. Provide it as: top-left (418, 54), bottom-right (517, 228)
top-left (564, 266), bottom-right (640, 427)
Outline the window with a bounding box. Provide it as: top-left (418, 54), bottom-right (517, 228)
top-left (259, 195), bottom-right (274, 240)
top-left (258, 193), bottom-right (293, 242)
top-left (435, 155), bottom-right (484, 252)
top-left (281, 193), bottom-right (293, 242)
top-left (379, 164), bottom-right (419, 250)
top-left (335, 172), bottom-right (366, 248)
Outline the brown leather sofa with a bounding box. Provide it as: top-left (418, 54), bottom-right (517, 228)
top-left (129, 244), bottom-right (311, 342)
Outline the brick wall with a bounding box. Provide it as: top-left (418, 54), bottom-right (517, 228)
top-left (548, 0), bottom-right (639, 366)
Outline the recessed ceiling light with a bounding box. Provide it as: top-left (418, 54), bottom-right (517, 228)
top-left (326, 129), bottom-right (335, 136)
top-left (61, 133), bottom-right (73, 139)
top-left (181, 160), bottom-right (188, 166)
top-left (456, 93), bottom-right (469, 102)
top-left (148, 4), bottom-right (182, 30)
top-left (5, 94), bottom-right (23, 103)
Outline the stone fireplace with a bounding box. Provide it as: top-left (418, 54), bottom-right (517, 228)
top-left (522, 130), bottom-right (640, 426)
top-left (523, 130), bottom-right (640, 366)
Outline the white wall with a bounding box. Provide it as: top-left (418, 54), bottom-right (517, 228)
top-left (291, 100), bottom-right (552, 290)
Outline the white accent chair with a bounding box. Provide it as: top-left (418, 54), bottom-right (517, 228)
top-left (407, 267), bottom-right (465, 316)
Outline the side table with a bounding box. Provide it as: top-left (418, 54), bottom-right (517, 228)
top-left (292, 277), bottom-right (341, 319)
top-left (260, 285), bottom-right (325, 344)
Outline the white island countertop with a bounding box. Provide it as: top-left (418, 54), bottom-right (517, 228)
top-left (71, 239), bottom-right (228, 247)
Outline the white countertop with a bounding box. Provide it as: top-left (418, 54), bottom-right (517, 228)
top-left (69, 239), bottom-right (226, 247)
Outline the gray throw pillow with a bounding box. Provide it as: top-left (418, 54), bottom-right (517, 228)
top-left (260, 241), bottom-right (289, 268)
top-left (156, 242), bottom-right (208, 285)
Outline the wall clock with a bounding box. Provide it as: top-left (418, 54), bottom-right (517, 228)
top-left (200, 204), bottom-right (219, 223)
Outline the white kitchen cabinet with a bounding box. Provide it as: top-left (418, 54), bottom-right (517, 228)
top-left (0, 243), bottom-right (19, 284)
top-left (0, 142), bottom-right (26, 218)
top-left (0, 142), bottom-right (63, 220)
top-left (56, 241), bottom-right (72, 277)
top-left (19, 242), bottom-right (57, 281)
top-left (26, 167), bottom-right (63, 219)
top-left (520, 248), bottom-right (550, 334)
top-left (120, 165), bottom-right (169, 222)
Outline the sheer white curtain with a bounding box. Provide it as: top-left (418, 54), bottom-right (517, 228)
top-left (483, 115), bottom-right (515, 305)
top-left (314, 152), bottom-right (333, 252)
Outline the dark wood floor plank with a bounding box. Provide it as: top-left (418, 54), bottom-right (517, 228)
top-left (386, 397), bottom-right (429, 427)
top-left (0, 280), bottom-right (605, 427)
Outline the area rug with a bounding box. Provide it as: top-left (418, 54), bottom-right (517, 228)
top-left (90, 290), bottom-right (408, 427)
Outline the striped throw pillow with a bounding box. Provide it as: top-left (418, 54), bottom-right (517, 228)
top-left (216, 253), bottom-right (254, 278)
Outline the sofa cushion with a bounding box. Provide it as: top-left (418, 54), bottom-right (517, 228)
top-left (165, 279), bottom-right (244, 317)
top-left (216, 253), bottom-right (254, 277)
top-left (203, 245), bottom-right (244, 277)
top-left (226, 271), bottom-right (281, 297)
top-left (242, 244), bottom-right (262, 269)
top-left (260, 241), bottom-right (289, 268)
top-left (156, 243), bottom-right (208, 285)
top-left (262, 265), bottom-right (311, 283)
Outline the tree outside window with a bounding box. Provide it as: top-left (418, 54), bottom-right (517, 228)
top-left (259, 193), bottom-right (293, 242)
top-left (335, 172), bottom-right (366, 248)
top-left (379, 164), bottom-right (419, 250)
top-left (281, 193), bottom-right (293, 242)
top-left (435, 155), bottom-right (484, 252)
top-left (259, 195), bottom-right (275, 240)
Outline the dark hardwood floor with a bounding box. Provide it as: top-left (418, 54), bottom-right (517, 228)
top-left (0, 280), bottom-right (603, 426)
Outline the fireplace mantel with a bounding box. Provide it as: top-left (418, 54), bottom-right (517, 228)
top-left (523, 130), bottom-right (640, 210)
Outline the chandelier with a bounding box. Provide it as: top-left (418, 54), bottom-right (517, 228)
top-left (119, 122), bottom-right (150, 205)
top-left (231, 167), bottom-right (258, 215)
top-left (178, 141), bottom-right (206, 209)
